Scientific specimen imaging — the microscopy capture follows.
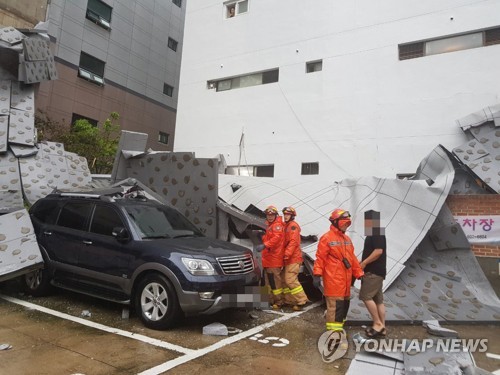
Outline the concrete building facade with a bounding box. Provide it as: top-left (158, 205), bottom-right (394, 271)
top-left (0, 0), bottom-right (48, 28)
top-left (175, 0), bottom-right (500, 179)
top-left (1, 0), bottom-right (186, 152)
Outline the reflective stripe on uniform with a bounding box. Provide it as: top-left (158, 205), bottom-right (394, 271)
top-left (326, 322), bottom-right (344, 331)
top-left (290, 285), bottom-right (304, 295)
top-left (283, 287), bottom-right (291, 295)
top-left (272, 288), bottom-right (283, 295)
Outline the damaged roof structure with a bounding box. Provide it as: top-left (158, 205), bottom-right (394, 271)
top-left (0, 26), bottom-right (91, 280)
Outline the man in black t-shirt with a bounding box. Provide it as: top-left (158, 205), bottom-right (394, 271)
top-left (359, 210), bottom-right (387, 338)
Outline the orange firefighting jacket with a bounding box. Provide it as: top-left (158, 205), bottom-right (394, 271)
top-left (262, 216), bottom-right (285, 268)
top-left (313, 225), bottom-right (363, 297)
top-left (283, 219), bottom-right (303, 265)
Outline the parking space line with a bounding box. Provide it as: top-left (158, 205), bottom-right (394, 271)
top-left (138, 301), bottom-right (322, 375)
top-left (0, 294), bottom-right (195, 355)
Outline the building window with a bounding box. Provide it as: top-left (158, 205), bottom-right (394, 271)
top-left (225, 0), bottom-right (248, 18)
top-left (254, 165), bottom-right (274, 177)
top-left (163, 83), bottom-right (174, 97)
top-left (86, 0), bottom-right (112, 30)
top-left (226, 164), bottom-right (274, 177)
top-left (172, 0), bottom-right (182, 8)
top-left (78, 52), bottom-right (105, 86)
top-left (208, 68), bottom-right (279, 92)
top-left (485, 27), bottom-right (500, 46)
top-left (158, 131), bottom-right (169, 145)
top-left (399, 26), bottom-right (500, 60)
top-left (72, 113), bottom-right (98, 127)
top-left (301, 162), bottom-right (319, 175)
top-left (168, 37), bottom-right (178, 52)
top-left (306, 60), bottom-right (322, 73)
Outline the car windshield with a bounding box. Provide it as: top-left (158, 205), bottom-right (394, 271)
top-left (124, 204), bottom-right (204, 239)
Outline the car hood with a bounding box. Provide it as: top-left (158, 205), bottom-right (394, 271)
top-left (143, 236), bottom-right (251, 258)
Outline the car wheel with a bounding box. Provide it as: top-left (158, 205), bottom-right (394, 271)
top-left (135, 273), bottom-right (180, 330)
top-left (24, 268), bottom-right (52, 296)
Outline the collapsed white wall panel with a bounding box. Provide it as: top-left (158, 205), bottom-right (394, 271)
top-left (0, 116), bottom-right (7, 153)
top-left (111, 130), bottom-right (148, 182)
top-left (10, 82), bottom-right (35, 112)
top-left (124, 152), bottom-right (219, 237)
top-left (0, 209), bottom-right (43, 279)
top-left (9, 144), bottom-right (38, 157)
top-left (218, 146), bottom-right (455, 292)
top-left (8, 109), bottom-right (35, 146)
top-left (19, 142), bottom-right (91, 204)
top-left (0, 27), bottom-right (25, 45)
top-left (0, 152), bottom-right (23, 213)
top-left (456, 103), bottom-right (500, 130)
top-left (0, 80), bottom-right (10, 115)
top-left (66, 151), bottom-right (91, 187)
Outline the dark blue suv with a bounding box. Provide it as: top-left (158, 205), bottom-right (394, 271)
top-left (25, 190), bottom-right (260, 330)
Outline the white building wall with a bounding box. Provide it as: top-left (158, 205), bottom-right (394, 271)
top-left (175, 0), bottom-right (500, 179)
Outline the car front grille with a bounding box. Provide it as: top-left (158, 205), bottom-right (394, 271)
top-left (217, 253), bottom-right (254, 275)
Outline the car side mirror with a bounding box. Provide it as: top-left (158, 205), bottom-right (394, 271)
top-left (112, 227), bottom-right (130, 242)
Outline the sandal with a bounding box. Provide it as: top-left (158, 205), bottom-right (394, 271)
top-left (365, 327), bottom-right (385, 338)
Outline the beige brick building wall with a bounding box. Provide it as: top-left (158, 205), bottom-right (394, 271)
top-left (0, 0), bottom-right (48, 28)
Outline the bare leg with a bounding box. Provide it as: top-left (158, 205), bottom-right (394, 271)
top-left (363, 299), bottom-right (383, 330)
top-left (377, 303), bottom-right (386, 328)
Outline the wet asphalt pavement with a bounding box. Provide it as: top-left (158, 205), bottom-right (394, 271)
top-left (0, 279), bottom-right (499, 375)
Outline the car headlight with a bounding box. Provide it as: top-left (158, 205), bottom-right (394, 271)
top-left (181, 257), bottom-right (216, 276)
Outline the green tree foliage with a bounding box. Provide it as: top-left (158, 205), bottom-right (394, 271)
top-left (60, 112), bottom-right (120, 174)
top-left (35, 111), bottom-right (121, 174)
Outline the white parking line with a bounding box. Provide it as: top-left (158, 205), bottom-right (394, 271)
top-left (1, 294), bottom-right (321, 373)
top-left (138, 301), bottom-right (322, 375)
top-left (0, 294), bottom-right (194, 355)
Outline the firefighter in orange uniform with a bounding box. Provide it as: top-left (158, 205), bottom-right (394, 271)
top-left (281, 207), bottom-right (309, 310)
top-left (260, 205), bottom-right (285, 309)
top-left (313, 209), bottom-right (364, 331)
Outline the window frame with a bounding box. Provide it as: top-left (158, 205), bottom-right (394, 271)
top-left (86, 0), bottom-right (112, 30)
top-left (158, 131), bottom-right (169, 145)
top-left (224, 0), bottom-right (249, 19)
top-left (399, 26), bottom-right (500, 60)
top-left (301, 162), bottom-right (319, 175)
top-left (254, 164), bottom-right (274, 177)
top-left (163, 83), bottom-right (174, 97)
top-left (306, 60), bottom-right (323, 73)
top-left (208, 68), bottom-right (279, 92)
top-left (168, 37), bottom-right (178, 52)
top-left (78, 52), bottom-right (105, 86)
top-left (225, 164), bottom-right (274, 177)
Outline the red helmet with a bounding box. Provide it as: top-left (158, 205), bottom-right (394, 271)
top-left (282, 206), bottom-right (297, 216)
top-left (264, 205), bottom-right (279, 215)
top-left (329, 209), bottom-right (351, 221)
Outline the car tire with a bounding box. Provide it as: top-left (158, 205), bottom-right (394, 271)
top-left (135, 273), bottom-right (180, 330)
top-left (23, 268), bottom-right (52, 296)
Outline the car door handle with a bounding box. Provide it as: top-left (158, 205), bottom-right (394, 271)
top-left (43, 231), bottom-right (52, 236)
top-left (83, 240), bottom-right (93, 245)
